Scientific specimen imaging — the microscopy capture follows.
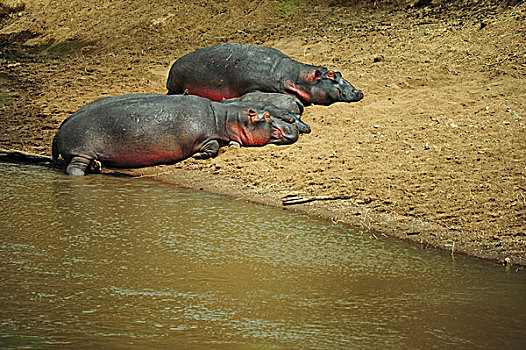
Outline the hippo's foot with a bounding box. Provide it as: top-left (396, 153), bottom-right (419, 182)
top-left (193, 140), bottom-right (220, 159)
top-left (66, 156), bottom-right (92, 177)
top-left (90, 159), bottom-right (102, 173)
top-left (228, 141), bottom-right (241, 148)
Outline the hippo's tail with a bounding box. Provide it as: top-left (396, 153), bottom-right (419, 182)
top-left (51, 134), bottom-right (59, 161)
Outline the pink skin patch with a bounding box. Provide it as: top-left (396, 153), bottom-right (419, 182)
top-left (227, 111), bottom-right (273, 146)
top-left (300, 69), bottom-right (322, 83)
top-left (227, 122), bottom-right (271, 146)
top-left (283, 79), bottom-right (312, 104)
top-left (225, 49), bottom-right (234, 61)
top-left (184, 84), bottom-right (238, 102)
top-left (272, 128), bottom-right (284, 142)
top-left (103, 149), bottom-right (183, 167)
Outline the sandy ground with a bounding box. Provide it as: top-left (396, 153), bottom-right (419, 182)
top-left (1, 0), bottom-right (525, 266)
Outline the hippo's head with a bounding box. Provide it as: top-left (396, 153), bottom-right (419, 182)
top-left (275, 112), bottom-right (311, 134)
top-left (283, 67), bottom-right (363, 106)
top-left (228, 109), bottom-right (299, 146)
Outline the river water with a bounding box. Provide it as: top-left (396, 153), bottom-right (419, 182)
top-left (1, 163), bottom-right (525, 349)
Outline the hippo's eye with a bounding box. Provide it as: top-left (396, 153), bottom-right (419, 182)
top-left (280, 114), bottom-right (294, 123)
top-left (326, 71), bottom-right (335, 79)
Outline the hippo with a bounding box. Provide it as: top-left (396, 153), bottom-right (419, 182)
top-left (220, 92), bottom-right (311, 134)
top-left (52, 94), bottom-right (299, 176)
top-left (166, 43), bottom-right (364, 106)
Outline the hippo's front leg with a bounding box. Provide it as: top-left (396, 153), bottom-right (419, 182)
top-left (228, 141), bottom-right (241, 148)
top-left (193, 139), bottom-right (220, 159)
top-left (66, 156), bottom-right (93, 176)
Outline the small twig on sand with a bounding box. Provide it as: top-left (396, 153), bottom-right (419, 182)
top-left (282, 194), bottom-right (352, 206)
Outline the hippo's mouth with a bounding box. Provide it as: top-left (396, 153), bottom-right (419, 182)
top-left (340, 87), bottom-right (364, 102)
top-left (272, 127), bottom-right (298, 144)
top-left (335, 87), bottom-right (342, 100)
top-left (283, 90), bottom-right (309, 107)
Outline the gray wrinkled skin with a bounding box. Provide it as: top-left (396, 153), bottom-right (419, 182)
top-left (166, 43), bottom-right (363, 106)
top-left (52, 94), bottom-right (299, 176)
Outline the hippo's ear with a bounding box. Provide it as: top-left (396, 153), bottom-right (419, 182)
top-left (326, 70), bottom-right (335, 80)
top-left (247, 108), bottom-right (258, 122)
top-left (262, 111), bottom-right (271, 122)
top-left (306, 69), bottom-right (322, 82)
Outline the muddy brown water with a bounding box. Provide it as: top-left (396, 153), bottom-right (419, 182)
top-left (1, 163), bottom-right (525, 349)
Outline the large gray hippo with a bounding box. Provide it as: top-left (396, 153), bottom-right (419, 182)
top-left (166, 43), bottom-right (363, 106)
top-left (52, 94), bottom-right (299, 176)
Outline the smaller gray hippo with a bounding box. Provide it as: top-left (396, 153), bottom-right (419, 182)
top-left (220, 92), bottom-right (310, 134)
top-left (52, 94), bottom-right (299, 176)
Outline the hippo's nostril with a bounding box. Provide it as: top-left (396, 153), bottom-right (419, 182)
top-left (356, 90), bottom-right (364, 100)
top-left (345, 89), bottom-right (363, 102)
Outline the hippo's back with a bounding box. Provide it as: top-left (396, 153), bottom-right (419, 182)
top-left (58, 93), bottom-right (160, 130)
top-left (166, 43), bottom-right (290, 100)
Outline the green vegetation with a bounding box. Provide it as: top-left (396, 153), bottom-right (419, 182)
top-left (41, 40), bottom-right (85, 58)
top-left (0, 91), bottom-right (10, 106)
top-left (277, 0), bottom-right (299, 14)
top-left (1, 39), bottom-right (86, 61)
top-left (1, 45), bottom-right (27, 61)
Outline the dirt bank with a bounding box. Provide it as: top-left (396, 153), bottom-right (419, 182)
top-left (1, 0), bottom-right (525, 266)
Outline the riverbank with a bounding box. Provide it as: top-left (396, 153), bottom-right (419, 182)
top-left (1, 0), bottom-right (525, 265)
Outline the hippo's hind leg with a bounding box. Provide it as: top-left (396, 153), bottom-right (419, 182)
top-left (66, 156), bottom-right (93, 176)
top-left (193, 140), bottom-right (220, 159)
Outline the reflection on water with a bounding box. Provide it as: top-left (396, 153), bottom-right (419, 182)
top-left (1, 163), bottom-right (525, 349)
